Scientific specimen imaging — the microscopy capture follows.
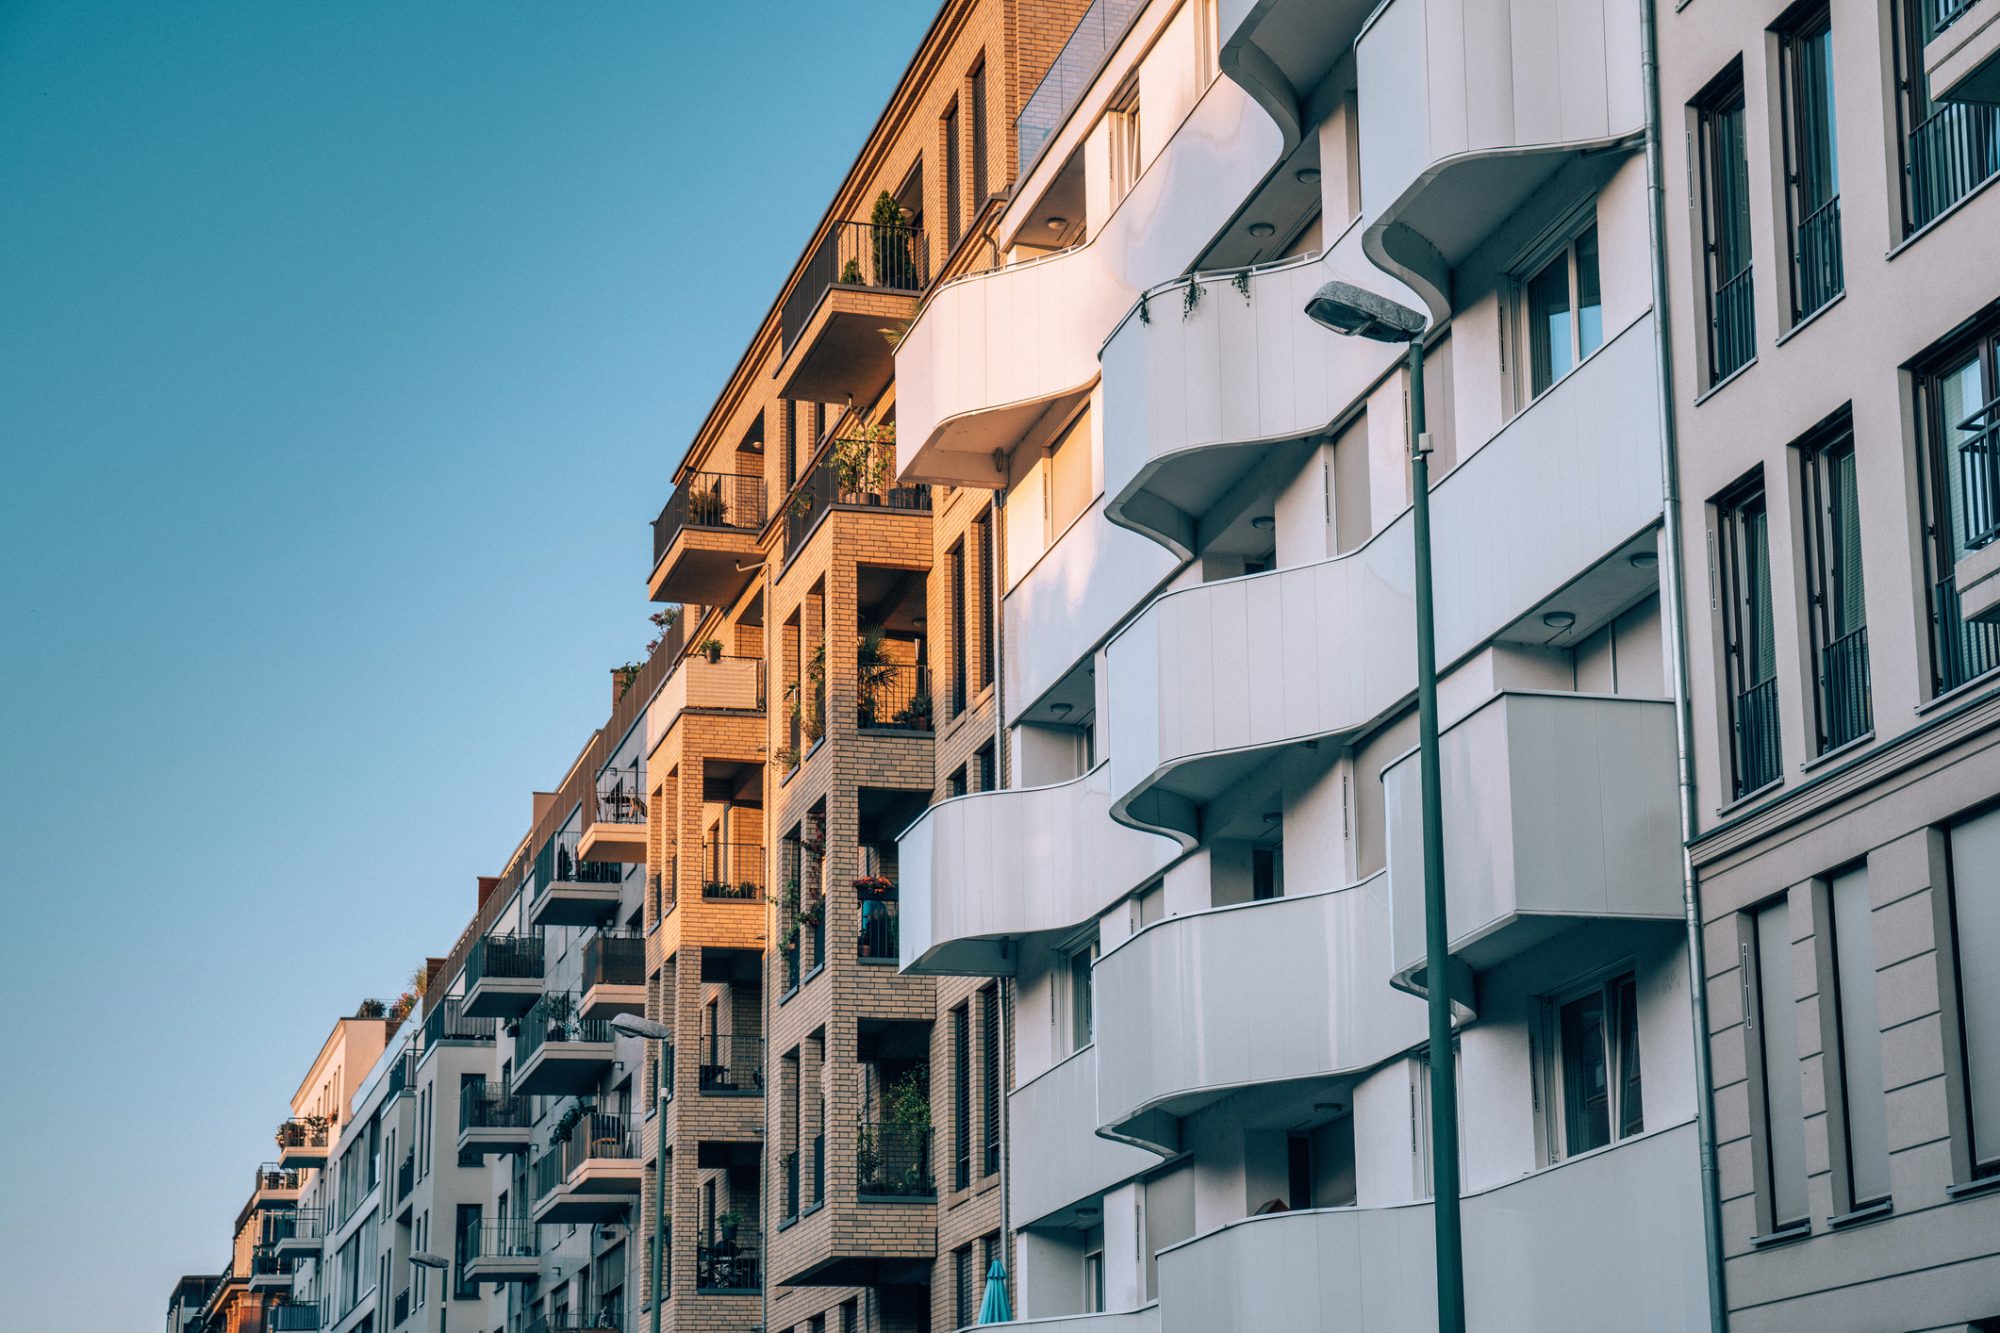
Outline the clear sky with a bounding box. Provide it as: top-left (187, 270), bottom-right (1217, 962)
top-left (0, 2), bottom-right (937, 1325)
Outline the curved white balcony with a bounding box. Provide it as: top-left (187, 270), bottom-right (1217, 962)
top-left (898, 765), bottom-right (1178, 976)
top-left (1103, 313), bottom-right (1662, 843)
top-left (1155, 1121), bottom-right (1706, 1333)
top-left (1218, 0), bottom-right (1381, 156)
top-left (1092, 876), bottom-right (1427, 1153)
top-left (1000, 1311), bottom-right (1159, 1333)
top-left (1357, 0), bottom-right (1644, 317)
top-left (1384, 691), bottom-right (1683, 990)
top-left (896, 78), bottom-right (1281, 486)
top-left (1011, 1045), bottom-right (1160, 1226)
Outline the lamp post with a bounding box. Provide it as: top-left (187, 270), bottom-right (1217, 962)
top-left (612, 1012), bottom-right (674, 1333)
top-left (1305, 280), bottom-right (1466, 1333)
top-left (409, 1251), bottom-right (449, 1333)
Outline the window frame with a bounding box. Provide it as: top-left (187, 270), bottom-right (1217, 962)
top-left (1714, 472), bottom-right (1782, 798)
top-left (1534, 968), bottom-right (1645, 1165)
top-left (1695, 65), bottom-right (1756, 385)
top-left (1796, 411), bottom-right (1871, 753)
top-left (1775, 2), bottom-right (1842, 323)
top-left (1513, 212), bottom-right (1604, 405)
top-left (1914, 318), bottom-right (2000, 697)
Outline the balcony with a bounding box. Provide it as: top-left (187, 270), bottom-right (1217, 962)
top-left (856, 880), bottom-right (899, 964)
top-left (1950, 398), bottom-right (2000, 623)
top-left (897, 763), bottom-right (1178, 975)
top-left (270, 1208), bottom-right (323, 1259)
top-left (1356, 0), bottom-right (1643, 319)
top-left (1014, 0), bottom-right (1146, 179)
top-left (782, 437), bottom-right (934, 567)
top-left (250, 1163), bottom-right (304, 1209)
top-left (856, 1122), bottom-right (935, 1201)
top-left (269, 1304), bottom-right (322, 1332)
top-left (462, 933), bottom-right (545, 1019)
top-left (1093, 876), bottom-right (1425, 1154)
top-left (775, 220), bottom-right (929, 405)
top-left (458, 1082), bottom-right (533, 1157)
top-left (696, 1233), bottom-right (761, 1293)
top-left (1383, 692), bottom-right (1680, 992)
top-left (1011, 1045), bottom-right (1158, 1225)
top-left (419, 996), bottom-right (497, 1052)
top-left (275, 1117), bottom-right (331, 1169)
top-left (1927, 0), bottom-right (2000, 105)
top-left (649, 652), bottom-right (766, 756)
top-left (513, 992), bottom-right (617, 1097)
top-left (1155, 1122), bottom-right (1706, 1333)
top-left (247, 1247), bottom-right (295, 1292)
top-left (1102, 314), bottom-right (1664, 843)
top-left (697, 1033), bottom-right (764, 1096)
top-left (856, 662), bottom-right (934, 733)
top-left (395, 1147), bottom-right (415, 1206)
top-left (699, 840), bottom-right (765, 902)
top-left (648, 470), bottom-right (767, 606)
top-left (461, 1214), bottom-right (540, 1285)
top-left (530, 831), bottom-right (627, 929)
top-left (579, 767), bottom-right (649, 865)
top-left (578, 931), bottom-right (646, 1021)
top-left (383, 1048), bottom-right (416, 1099)
top-left (530, 1110), bottom-right (642, 1225)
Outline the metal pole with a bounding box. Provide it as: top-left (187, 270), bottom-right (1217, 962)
top-left (649, 1037), bottom-right (668, 1333)
top-left (1408, 337), bottom-right (1466, 1331)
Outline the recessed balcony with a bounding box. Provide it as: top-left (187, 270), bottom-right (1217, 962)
top-left (897, 764), bottom-right (1178, 975)
top-left (462, 933), bottom-right (545, 1019)
top-left (246, 1247), bottom-right (295, 1292)
top-left (530, 1110), bottom-right (642, 1225)
top-left (512, 992), bottom-right (617, 1097)
top-left (578, 767), bottom-right (649, 866)
top-left (696, 1033), bottom-right (765, 1097)
top-left (1092, 877), bottom-right (1426, 1154)
top-left (274, 1117), bottom-right (331, 1169)
top-left (1356, 0), bottom-right (1643, 318)
top-left (1011, 1045), bottom-right (1159, 1226)
top-left (774, 1120), bottom-right (936, 1288)
top-left (578, 931), bottom-right (645, 1022)
top-left (249, 1163), bottom-right (304, 1209)
top-left (529, 831), bottom-right (627, 929)
top-left (1103, 314), bottom-right (1664, 844)
top-left (1155, 1121), bottom-right (1706, 1332)
top-left (458, 1082), bottom-right (533, 1158)
top-left (1927, 0), bottom-right (2000, 104)
top-left (648, 470), bottom-right (767, 606)
top-left (775, 220), bottom-right (928, 405)
top-left (461, 1214), bottom-right (540, 1285)
top-left (1382, 691), bottom-right (1682, 992)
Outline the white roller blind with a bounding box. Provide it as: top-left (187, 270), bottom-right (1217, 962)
top-left (1755, 898), bottom-right (1808, 1228)
top-left (1831, 867), bottom-right (1890, 1206)
top-left (1950, 808), bottom-right (2000, 1168)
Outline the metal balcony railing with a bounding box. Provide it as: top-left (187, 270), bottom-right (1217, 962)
top-left (466, 932), bottom-right (544, 985)
top-left (1818, 625), bottom-right (1873, 752)
top-left (459, 1081), bottom-right (532, 1134)
top-left (383, 1048), bottom-right (416, 1100)
top-left (1957, 398), bottom-right (2000, 550)
top-left (593, 768), bottom-right (647, 825)
top-left (583, 931), bottom-right (646, 991)
top-left (1709, 263), bottom-right (1755, 383)
top-left (653, 471), bottom-right (768, 565)
top-left (1792, 195), bottom-right (1842, 320)
top-left (1932, 574), bottom-right (2000, 693)
top-left (395, 1148), bottom-right (415, 1202)
top-left (856, 1122), bottom-right (934, 1198)
top-left (250, 1247), bottom-right (294, 1280)
top-left (275, 1118), bottom-right (330, 1154)
top-left (269, 1304), bottom-right (322, 1331)
top-left (698, 1033), bottom-right (765, 1094)
top-left (532, 1147), bottom-right (565, 1202)
top-left (696, 1234), bottom-right (760, 1293)
top-left (535, 830), bottom-right (622, 895)
top-left (858, 662), bottom-right (933, 731)
top-left (700, 842), bottom-right (765, 900)
top-left (556, 1109), bottom-right (640, 1179)
top-left (267, 1207), bottom-right (323, 1246)
top-left (464, 1213), bottom-right (540, 1263)
top-left (781, 221), bottom-right (929, 355)
top-left (1016, 0), bottom-right (1145, 179)
top-left (782, 440), bottom-right (934, 561)
top-left (421, 996), bottom-right (497, 1049)
top-left (857, 884), bottom-right (899, 962)
top-left (1731, 676), bottom-right (1782, 797)
top-left (254, 1163), bottom-right (304, 1194)
top-left (516, 993), bottom-right (615, 1069)
top-left (1905, 100), bottom-right (1998, 234)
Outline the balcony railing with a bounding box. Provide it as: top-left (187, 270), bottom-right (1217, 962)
top-left (421, 996), bottom-right (498, 1048)
top-left (459, 1081), bottom-right (532, 1134)
top-left (1793, 195), bottom-right (1842, 320)
top-left (1932, 574), bottom-right (2000, 693)
top-left (249, 1247), bottom-right (294, 1281)
top-left (268, 1207), bottom-right (323, 1247)
top-left (1957, 398), bottom-right (2000, 550)
top-left (856, 1122), bottom-right (934, 1198)
top-left (516, 992), bottom-right (615, 1068)
top-left (392, 1287), bottom-right (411, 1327)
top-left (594, 768), bottom-right (647, 825)
top-left (653, 471), bottom-right (767, 565)
top-left (464, 1213), bottom-right (539, 1263)
top-left (857, 882), bottom-right (899, 962)
top-left (583, 931), bottom-right (646, 991)
top-left (783, 440), bottom-right (934, 561)
top-left (395, 1148), bottom-right (415, 1202)
top-left (384, 1048), bottom-right (416, 1100)
top-left (1818, 625), bottom-right (1873, 752)
top-left (557, 1109), bottom-right (640, 1178)
top-left (1732, 676), bottom-right (1782, 797)
top-left (275, 1118), bottom-right (329, 1154)
top-left (1709, 263), bottom-right (1755, 383)
top-left (530, 1300), bottom-right (624, 1333)
top-left (700, 842), bottom-right (765, 900)
top-left (858, 663), bottom-right (933, 731)
top-left (1905, 100), bottom-right (1998, 234)
top-left (269, 1304), bottom-right (322, 1331)
top-left (466, 932), bottom-right (544, 985)
top-left (535, 829), bottom-right (622, 894)
top-left (696, 1234), bottom-right (761, 1293)
top-left (254, 1163), bottom-right (304, 1194)
top-left (1015, 0), bottom-right (1145, 179)
top-left (698, 1033), bottom-right (765, 1094)
top-left (781, 221), bottom-right (929, 356)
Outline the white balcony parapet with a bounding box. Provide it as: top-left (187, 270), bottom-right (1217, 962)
top-left (1383, 691), bottom-right (1683, 989)
top-left (899, 764), bottom-right (1178, 976)
top-left (1217, 0), bottom-right (1382, 158)
top-left (969, 1309), bottom-right (1159, 1333)
top-left (1104, 312), bottom-right (1663, 843)
top-left (1010, 1045), bottom-right (1161, 1225)
top-left (896, 77), bottom-right (1281, 487)
top-left (1092, 875), bottom-right (1427, 1154)
top-left (1926, 0), bottom-right (2000, 105)
top-left (1357, 0), bottom-right (1645, 319)
top-left (1155, 1121), bottom-right (1707, 1333)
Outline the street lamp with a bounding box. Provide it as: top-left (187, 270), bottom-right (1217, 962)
top-left (611, 1012), bottom-right (674, 1333)
top-left (1305, 279), bottom-right (1466, 1333)
top-left (409, 1252), bottom-right (449, 1333)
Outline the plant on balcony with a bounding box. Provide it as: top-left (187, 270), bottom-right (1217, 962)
top-left (540, 992), bottom-right (580, 1042)
top-left (687, 481), bottom-right (728, 526)
top-left (355, 997), bottom-right (387, 1019)
top-left (840, 257), bottom-right (864, 284)
top-left (698, 638), bottom-right (724, 664)
top-left (784, 643), bottom-right (826, 743)
top-left (828, 427), bottom-right (894, 499)
top-left (854, 875), bottom-right (895, 898)
top-left (644, 605), bottom-right (681, 655)
top-left (550, 1098), bottom-right (596, 1144)
top-left (1232, 270), bottom-right (1252, 301)
top-left (893, 688), bottom-right (933, 731)
top-left (615, 663), bottom-right (642, 699)
top-left (715, 1210), bottom-right (747, 1242)
top-left (855, 624), bottom-right (898, 726)
top-left (868, 190), bottom-right (914, 286)
top-left (797, 892), bottom-right (825, 927)
top-left (1181, 278), bottom-right (1205, 320)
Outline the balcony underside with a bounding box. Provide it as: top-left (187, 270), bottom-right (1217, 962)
top-left (774, 287), bottom-right (917, 404)
top-left (578, 821), bottom-right (647, 865)
top-left (458, 1125), bottom-right (532, 1158)
top-left (648, 528), bottom-right (761, 606)
top-left (513, 1042), bottom-right (615, 1097)
top-left (530, 882), bottom-right (623, 929)
top-left (463, 1255), bottom-right (540, 1285)
top-left (247, 1274), bottom-right (293, 1293)
top-left (776, 1252), bottom-right (937, 1289)
top-left (463, 975), bottom-right (542, 1020)
top-left (276, 1144), bottom-right (327, 1170)
top-left (532, 1175), bottom-right (639, 1225)
top-left (273, 1235), bottom-right (319, 1260)
top-left (580, 981), bottom-right (645, 1023)
top-left (1928, 2), bottom-right (2000, 104)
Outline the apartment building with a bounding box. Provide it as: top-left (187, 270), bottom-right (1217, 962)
top-left (1657, 0), bottom-right (2000, 1328)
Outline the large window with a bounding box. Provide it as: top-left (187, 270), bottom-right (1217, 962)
top-left (1777, 5), bottom-right (1841, 320)
top-left (944, 99), bottom-right (963, 248)
top-left (1752, 896), bottom-right (1809, 1233)
top-left (1716, 475), bottom-right (1781, 797)
top-left (1540, 972), bottom-right (1644, 1160)
top-left (1915, 320), bottom-right (2000, 694)
top-left (1895, 0), bottom-right (2000, 234)
top-left (1947, 807), bottom-right (2000, 1180)
top-left (1799, 416), bottom-right (1871, 752)
top-left (1521, 221), bottom-right (1603, 400)
top-left (1697, 70), bottom-right (1756, 384)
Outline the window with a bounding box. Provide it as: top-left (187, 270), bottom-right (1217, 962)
top-left (1332, 410), bottom-right (1371, 554)
top-left (453, 1204), bottom-right (479, 1300)
top-left (954, 1245), bottom-right (974, 1329)
top-left (949, 539), bottom-right (967, 715)
top-left (1064, 938), bottom-right (1097, 1054)
top-left (1915, 321), bottom-right (2000, 694)
top-left (1752, 896), bottom-right (1809, 1232)
top-left (1777, 5), bottom-right (1841, 320)
top-left (1047, 406), bottom-right (1093, 538)
top-left (1541, 973), bottom-right (1643, 1160)
top-left (974, 508), bottom-right (996, 691)
top-left (1825, 865), bottom-right (1891, 1209)
top-left (1894, 0), bottom-right (2000, 234)
top-left (1521, 222), bottom-right (1602, 399)
top-left (841, 1299), bottom-right (858, 1333)
top-left (1107, 79), bottom-right (1141, 204)
top-left (948, 765), bottom-right (968, 798)
top-left (1947, 807), bottom-right (2000, 1179)
top-left (1799, 417), bottom-right (1871, 752)
top-left (1715, 475), bottom-right (1781, 797)
top-left (1697, 70), bottom-right (1755, 384)
top-left (1252, 846), bottom-right (1283, 900)
top-left (975, 742), bottom-right (996, 793)
top-left (980, 985), bottom-right (1002, 1176)
top-left (1083, 1249), bottom-right (1105, 1313)
top-left (944, 99), bottom-right (963, 247)
top-left (970, 61), bottom-right (989, 209)
top-left (953, 1003), bottom-right (972, 1190)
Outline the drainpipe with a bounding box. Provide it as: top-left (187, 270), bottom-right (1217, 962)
top-left (1640, 0), bottom-right (1728, 1326)
top-left (991, 484), bottom-right (1013, 1302)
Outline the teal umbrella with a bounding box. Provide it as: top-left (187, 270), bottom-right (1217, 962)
top-left (977, 1258), bottom-right (1013, 1323)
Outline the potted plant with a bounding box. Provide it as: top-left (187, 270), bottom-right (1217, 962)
top-left (687, 482), bottom-right (727, 526)
top-left (868, 190), bottom-right (913, 286)
top-left (699, 638), bottom-right (724, 664)
top-left (839, 257), bottom-right (864, 284)
top-left (716, 1211), bottom-right (747, 1244)
top-left (798, 893), bottom-right (826, 927)
top-left (551, 1099), bottom-right (596, 1145)
top-left (828, 429), bottom-right (893, 501)
top-left (854, 874), bottom-right (895, 898)
top-left (855, 625), bottom-right (897, 727)
top-left (893, 688), bottom-right (933, 731)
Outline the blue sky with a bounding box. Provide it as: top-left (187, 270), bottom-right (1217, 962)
top-left (0, 2), bottom-right (935, 1324)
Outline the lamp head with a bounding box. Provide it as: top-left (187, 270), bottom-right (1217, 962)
top-left (611, 1013), bottom-right (672, 1042)
top-left (1304, 281), bottom-right (1426, 344)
